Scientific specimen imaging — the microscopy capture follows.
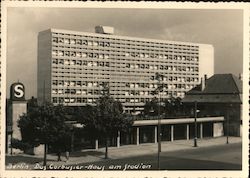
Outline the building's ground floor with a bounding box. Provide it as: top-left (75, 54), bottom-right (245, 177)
top-left (7, 116), bottom-right (242, 155)
top-left (84, 116), bottom-right (227, 150)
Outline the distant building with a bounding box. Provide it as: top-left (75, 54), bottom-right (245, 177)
top-left (182, 74), bottom-right (242, 136)
top-left (37, 26), bottom-right (214, 112)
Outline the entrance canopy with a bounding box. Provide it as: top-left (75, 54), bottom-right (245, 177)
top-left (133, 116), bottom-right (224, 126)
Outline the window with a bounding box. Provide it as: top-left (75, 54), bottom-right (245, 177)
top-left (58, 51), bottom-right (64, 56)
top-left (76, 60), bottom-right (82, 65)
top-left (52, 37), bottom-right (58, 43)
top-left (52, 50), bottom-right (58, 56)
top-left (99, 42), bottom-right (104, 47)
top-left (76, 52), bottom-right (81, 57)
top-left (105, 62), bottom-right (110, 67)
top-left (93, 41), bottom-right (98, 46)
top-left (99, 54), bottom-right (104, 59)
top-left (64, 39), bottom-right (70, 44)
top-left (70, 81), bottom-right (76, 86)
top-left (104, 54), bottom-right (109, 59)
top-left (52, 80), bottom-right (58, 86)
top-left (87, 41), bottom-right (93, 46)
top-left (70, 98), bottom-right (75, 103)
top-left (52, 97), bottom-right (58, 103)
top-left (65, 51), bottom-right (70, 57)
top-left (104, 42), bottom-right (110, 47)
top-left (99, 62), bottom-right (104, 67)
top-left (89, 53), bottom-right (93, 58)
top-left (70, 39), bottom-right (76, 45)
top-left (52, 59), bottom-right (58, 64)
top-left (77, 98), bottom-right (82, 103)
top-left (58, 38), bottom-right (64, 43)
top-left (65, 60), bottom-right (70, 65)
top-left (70, 52), bottom-right (76, 57)
top-left (58, 81), bottom-right (63, 86)
top-left (82, 40), bottom-right (88, 45)
top-left (82, 53), bottom-right (87, 58)
top-left (58, 90), bottom-right (63, 94)
top-left (76, 39), bottom-right (82, 45)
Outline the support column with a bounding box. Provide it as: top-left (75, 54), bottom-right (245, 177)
top-left (136, 127), bottom-right (140, 145)
top-left (71, 131), bottom-right (74, 152)
top-left (126, 133), bottom-right (129, 145)
top-left (200, 123), bottom-right (203, 139)
top-left (240, 104), bottom-right (243, 137)
top-left (95, 139), bottom-right (98, 150)
top-left (154, 126), bottom-right (157, 144)
top-left (186, 124), bottom-right (189, 140)
top-left (171, 125), bottom-right (174, 142)
top-left (117, 131), bottom-right (120, 148)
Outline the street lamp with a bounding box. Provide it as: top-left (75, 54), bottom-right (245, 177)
top-left (42, 81), bottom-right (47, 167)
top-left (155, 72), bottom-right (164, 170)
top-left (194, 101), bottom-right (198, 147)
top-left (226, 104), bottom-right (232, 144)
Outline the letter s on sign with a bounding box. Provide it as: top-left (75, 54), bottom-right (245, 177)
top-left (14, 85), bottom-right (24, 98)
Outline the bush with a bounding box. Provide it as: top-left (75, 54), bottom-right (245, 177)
top-left (11, 138), bottom-right (33, 151)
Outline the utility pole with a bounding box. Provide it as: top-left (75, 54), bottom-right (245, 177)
top-left (194, 101), bottom-right (198, 147)
top-left (155, 72), bottom-right (163, 170)
top-left (43, 80), bottom-right (47, 167)
top-left (226, 104), bottom-right (231, 144)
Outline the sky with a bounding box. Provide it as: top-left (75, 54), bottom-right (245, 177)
top-left (6, 7), bottom-right (243, 99)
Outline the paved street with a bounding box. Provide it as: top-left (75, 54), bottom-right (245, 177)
top-left (75, 142), bottom-right (241, 170)
top-left (5, 136), bottom-right (242, 170)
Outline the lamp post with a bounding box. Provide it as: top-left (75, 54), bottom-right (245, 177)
top-left (155, 72), bottom-right (164, 170)
top-left (226, 104), bottom-right (232, 144)
top-left (194, 101), bottom-right (198, 147)
top-left (43, 81), bottom-right (47, 167)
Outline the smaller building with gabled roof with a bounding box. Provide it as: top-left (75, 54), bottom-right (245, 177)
top-left (182, 74), bottom-right (242, 136)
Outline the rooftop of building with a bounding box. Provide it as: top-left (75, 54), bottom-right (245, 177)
top-left (39, 27), bottom-right (214, 48)
top-left (182, 74), bottom-right (242, 104)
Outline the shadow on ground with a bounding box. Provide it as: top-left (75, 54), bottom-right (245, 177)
top-left (5, 155), bottom-right (54, 165)
top-left (74, 155), bottom-right (242, 170)
top-left (67, 151), bottom-right (103, 157)
top-left (49, 151), bottom-right (103, 158)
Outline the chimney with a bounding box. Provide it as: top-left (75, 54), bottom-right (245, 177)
top-left (204, 74), bottom-right (207, 86)
top-left (201, 77), bottom-right (205, 91)
top-left (239, 73), bottom-right (243, 81)
top-left (204, 74), bottom-right (207, 81)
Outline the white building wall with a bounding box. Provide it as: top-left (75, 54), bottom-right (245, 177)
top-left (37, 28), bottom-right (215, 110)
top-left (37, 30), bottom-right (52, 105)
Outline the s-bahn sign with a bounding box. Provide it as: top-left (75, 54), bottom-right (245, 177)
top-left (10, 82), bottom-right (25, 101)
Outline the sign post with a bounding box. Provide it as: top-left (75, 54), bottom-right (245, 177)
top-left (7, 82), bottom-right (27, 154)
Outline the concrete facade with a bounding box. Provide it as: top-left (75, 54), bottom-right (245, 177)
top-left (37, 27), bottom-right (214, 112)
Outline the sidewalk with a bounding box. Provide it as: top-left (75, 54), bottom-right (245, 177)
top-left (6, 136), bottom-right (241, 167)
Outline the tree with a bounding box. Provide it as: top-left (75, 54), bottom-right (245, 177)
top-left (77, 83), bottom-right (132, 159)
top-left (143, 97), bottom-right (158, 116)
top-left (96, 94), bottom-right (132, 159)
top-left (143, 97), bottom-right (166, 117)
top-left (164, 97), bottom-right (183, 117)
top-left (75, 105), bottom-right (100, 142)
top-left (18, 102), bottom-right (71, 163)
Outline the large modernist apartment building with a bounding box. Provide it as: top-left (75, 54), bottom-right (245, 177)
top-left (38, 26), bottom-right (214, 112)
